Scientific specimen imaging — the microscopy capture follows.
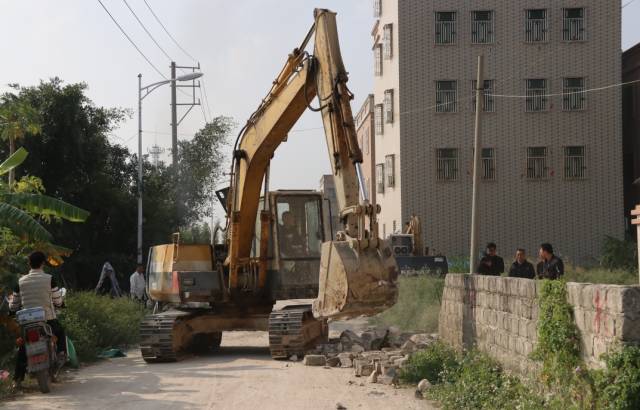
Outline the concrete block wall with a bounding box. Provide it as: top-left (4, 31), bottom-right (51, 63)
top-left (439, 274), bottom-right (640, 375)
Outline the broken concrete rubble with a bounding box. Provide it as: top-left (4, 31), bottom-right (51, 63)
top-left (303, 327), bottom-right (438, 386)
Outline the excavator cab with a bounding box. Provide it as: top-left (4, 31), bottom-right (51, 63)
top-left (262, 191), bottom-right (326, 300)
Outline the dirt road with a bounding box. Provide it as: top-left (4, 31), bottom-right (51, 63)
top-left (3, 330), bottom-right (434, 410)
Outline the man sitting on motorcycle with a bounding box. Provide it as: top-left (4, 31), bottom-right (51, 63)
top-left (9, 251), bottom-right (66, 388)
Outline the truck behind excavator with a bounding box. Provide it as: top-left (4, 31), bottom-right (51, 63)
top-left (139, 9), bottom-right (399, 362)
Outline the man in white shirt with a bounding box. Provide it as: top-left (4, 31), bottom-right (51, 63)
top-left (129, 264), bottom-right (146, 302)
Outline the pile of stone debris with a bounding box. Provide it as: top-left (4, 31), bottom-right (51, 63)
top-left (300, 327), bottom-right (437, 386)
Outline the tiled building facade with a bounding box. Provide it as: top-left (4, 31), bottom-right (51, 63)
top-left (369, 0), bottom-right (623, 264)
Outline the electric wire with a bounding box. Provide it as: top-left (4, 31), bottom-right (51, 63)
top-left (486, 78), bottom-right (640, 99)
top-left (623, 0), bottom-right (638, 9)
top-left (122, 0), bottom-right (173, 61)
top-left (143, 0), bottom-right (198, 63)
top-left (96, 0), bottom-right (167, 80)
top-left (201, 77), bottom-right (214, 120)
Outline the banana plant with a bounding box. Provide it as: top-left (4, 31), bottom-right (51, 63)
top-left (0, 147), bottom-right (89, 243)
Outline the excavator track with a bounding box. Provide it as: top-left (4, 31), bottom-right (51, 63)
top-left (139, 310), bottom-right (192, 363)
top-left (268, 305), bottom-right (327, 359)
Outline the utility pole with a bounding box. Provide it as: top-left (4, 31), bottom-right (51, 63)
top-left (469, 55), bottom-right (485, 275)
top-left (170, 61), bottom-right (178, 166)
top-left (137, 73), bottom-right (143, 265)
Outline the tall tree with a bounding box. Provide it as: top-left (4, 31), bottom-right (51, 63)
top-left (0, 90), bottom-right (41, 186)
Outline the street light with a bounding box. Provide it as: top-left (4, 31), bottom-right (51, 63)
top-left (137, 71), bottom-right (203, 265)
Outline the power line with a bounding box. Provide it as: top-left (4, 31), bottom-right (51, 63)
top-left (487, 78), bottom-right (640, 99)
top-left (201, 77), bottom-right (214, 120)
top-left (623, 0), bottom-right (638, 9)
top-left (143, 0), bottom-right (198, 63)
top-left (122, 0), bottom-right (173, 61)
top-left (96, 0), bottom-right (167, 80)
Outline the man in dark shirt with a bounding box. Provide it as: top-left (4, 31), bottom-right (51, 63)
top-left (477, 242), bottom-right (505, 276)
top-left (508, 248), bottom-right (536, 279)
top-left (536, 243), bottom-right (564, 279)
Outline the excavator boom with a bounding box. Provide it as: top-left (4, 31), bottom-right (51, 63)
top-left (227, 9), bottom-right (398, 319)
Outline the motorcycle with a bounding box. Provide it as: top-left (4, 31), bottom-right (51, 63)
top-left (15, 305), bottom-right (65, 393)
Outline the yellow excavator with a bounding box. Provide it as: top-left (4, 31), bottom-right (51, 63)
top-left (139, 9), bottom-right (398, 362)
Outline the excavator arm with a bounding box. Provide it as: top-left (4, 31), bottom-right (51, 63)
top-left (227, 9), bottom-right (398, 319)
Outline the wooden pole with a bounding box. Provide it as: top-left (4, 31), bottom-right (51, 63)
top-left (470, 55), bottom-right (485, 275)
top-left (632, 205), bottom-right (640, 284)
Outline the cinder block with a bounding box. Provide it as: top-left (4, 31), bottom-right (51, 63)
top-left (566, 282), bottom-right (585, 307)
top-left (621, 287), bottom-right (640, 316)
top-left (581, 334), bottom-right (594, 358)
top-left (511, 316), bottom-right (519, 335)
top-left (527, 321), bottom-right (538, 340)
top-left (573, 308), bottom-right (586, 332)
top-left (509, 335), bottom-right (518, 353)
top-left (581, 285), bottom-right (595, 309)
top-left (496, 278), bottom-right (506, 295)
top-left (520, 280), bottom-right (536, 299)
top-left (592, 337), bottom-right (610, 360)
top-left (621, 316), bottom-right (640, 341)
top-left (604, 286), bottom-right (624, 313)
top-left (592, 286), bottom-right (608, 312)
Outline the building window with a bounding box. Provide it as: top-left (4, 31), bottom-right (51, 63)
top-left (383, 24), bottom-right (393, 59)
top-left (526, 147), bottom-right (548, 180)
top-left (436, 148), bottom-right (458, 181)
top-left (472, 11), bottom-right (494, 44)
top-left (564, 146), bottom-right (586, 179)
top-left (376, 164), bottom-right (385, 193)
top-left (481, 148), bottom-right (496, 180)
top-left (526, 79), bottom-right (548, 112)
top-left (472, 80), bottom-right (495, 112)
top-left (374, 45), bottom-right (383, 76)
top-left (435, 12), bottom-right (456, 45)
top-left (393, 220), bottom-right (397, 233)
top-left (373, 0), bottom-right (381, 18)
top-left (525, 9), bottom-right (547, 43)
top-left (375, 104), bottom-right (384, 135)
top-left (436, 81), bottom-right (457, 113)
top-left (563, 8), bottom-right (585, 41)
top-left (385, 154), bottom-right (395, 187)
top-left (384, 89), bottom-right (394, 123)
top-left (563, 77), bottom-right (586, 111)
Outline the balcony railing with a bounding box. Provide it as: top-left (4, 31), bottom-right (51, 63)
top-left (436, 90), bottom-right (457, 113)
top-left (526, 89), bottom-right (547, 112)
top-left (563, 17), bottom-right (585, 41)
top-left (437, 159), bottom-right (458, 181)
top-left (525, 19), bottom-right (547, 42)
top-left (472, 21), bottom-right (494, 44)
top-left (563, 87), bottom-right (586, 111)
top-left (435, 21), bottom-right (456, 44)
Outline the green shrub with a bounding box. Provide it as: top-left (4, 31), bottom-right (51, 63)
top-left (600, 236), bottom-right (637, 272)
top-left (58, 292), bottom-right (146, 361)
top-left (593, 345), bottom-right (640, 410)
top-left (427, 351), bottom-right (544, 410)
top-left (399, 341), bottom-right (459, 384)
top-left (371, 276), bottom-right (444, 332)
top-left (532, 280), bottom-right (581, 385)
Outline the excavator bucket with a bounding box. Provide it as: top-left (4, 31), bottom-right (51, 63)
top-left (313, 240), bottom-right (399, 320)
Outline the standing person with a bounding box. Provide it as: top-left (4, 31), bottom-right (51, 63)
top-left (95, 262), bottom-right (122, 297)
top-left (508, 248), bottom-right (536, 279)
top-left (477, 242), bottom-right (505, 276)
top-left (537, 243), bottom-right (564, 279)
top-left (129, 264), bottom-right (146, 302)
top-left (9, 251), bottom-right (66, 389)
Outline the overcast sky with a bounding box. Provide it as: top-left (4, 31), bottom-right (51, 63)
top-left (1, 1), bottom-right (639, 211)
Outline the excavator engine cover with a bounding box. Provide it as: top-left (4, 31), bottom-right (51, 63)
top-left (313, 240), bottom-right (398, 320)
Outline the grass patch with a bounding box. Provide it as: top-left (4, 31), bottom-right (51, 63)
top-left (58, 292), bottom-right (146, 361)
top-left (564, 267), bottom-right (637, 286)
top-left (399, 341), bottom-right (458, 384)
top-left (371, 275), bottom-right (444, 332)
top-left (419, 347), bottom-right (545, 409)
